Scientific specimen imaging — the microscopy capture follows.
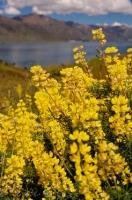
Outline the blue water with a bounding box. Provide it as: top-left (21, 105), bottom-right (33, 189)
top-left (0, 41), bottom-right (131, 67)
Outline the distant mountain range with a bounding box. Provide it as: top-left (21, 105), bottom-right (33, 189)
top-left (0, 14), bottom-right (132, 42)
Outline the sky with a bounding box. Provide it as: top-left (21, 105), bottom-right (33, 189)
top-left (0, 0), bottom-right (132, 25)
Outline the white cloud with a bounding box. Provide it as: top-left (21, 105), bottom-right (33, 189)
top-left (112, 21), bottom-right (122, 26)
top-left (4, 6), bottom-right (21, 15)
top-left (0, 2), bottom-right (21, 16)
top-left (3, 0), bottom-right (132, 15)
top-left (112, 21), bottom-right (132, 27)
top-left (32, 6), bottom-right (52, 15)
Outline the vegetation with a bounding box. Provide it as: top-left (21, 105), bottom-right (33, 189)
top-left (0, 61), bottom-right (31, 109)
top-left (0, 29), bottom-right (132, 200)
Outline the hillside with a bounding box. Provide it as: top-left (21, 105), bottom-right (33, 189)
top-left (0, 14), bottom-right (132, 42)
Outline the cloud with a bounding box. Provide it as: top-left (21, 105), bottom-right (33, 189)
top-left (0, 2), bottom-right (21, 16)
top-left (4, 6), bottom-right (20, 15)
top-left (1, 0), bottom-right (132, 16)
top-left (112, 21), bottom-right (132, 27)
top-left (32, 6), bottom-right (52, 15)
top-left (112, 21), bottom-right (122, 26)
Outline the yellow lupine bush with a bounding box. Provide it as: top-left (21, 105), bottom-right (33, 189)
top-left (0, 29), bottom-right (132, 200)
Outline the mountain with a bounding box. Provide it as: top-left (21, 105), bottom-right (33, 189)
top-left (0, 14), bottom-right (132, 42)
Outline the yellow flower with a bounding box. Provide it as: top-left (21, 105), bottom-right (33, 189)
top-left (111, 95), bottom-right (128, 106)
top-left (69, 130), bottom-right (89, 143)
top-left (79, 144), bottom-right (91, 155)
top-left (1, 155), bottom-right (25, 197)
top-left (70, 142), bottom-right (78, 154)
top-left (92, 28), bottom-right (107, 44)
top-left (127, 48), bottom-right (132, 53)
top-left (105, 46), bottom-right (118, 54)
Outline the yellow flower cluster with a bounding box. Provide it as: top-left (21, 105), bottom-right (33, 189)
top-left (70, 130), bottom-right (109, 200)
top-left (30, 65), bottom-right (50, 88)
top-left (0, 100), bottom-right (75, 198)
top-left (1, 155), bottom-right (25, 197)
top-left (60, 66), bottom-right (94, 102)
top-left (104, 51), bottom-right (128, 92)
top-left (0, 29), bottom-right (132, 199)
top-left (31, 141), bottom-right (75, 194)
top-left (127, 48), bottom-right (132, 53)
top-left (0, 113), bottom-right (14, 153)
top-left (73, 45), bottom-right (91, 74)
top-left (0, 100), bottom-right (37, 157)
top-left (104, 46), bottom-right (118, 54)
top-left (97, 140), bottom-right (131, 184)
top-left (109, 95), bottom-right (132, 141)
top-left (92, 28), bottom-right (107, 45)
top-left (126, 48), bottom-right (132, 74)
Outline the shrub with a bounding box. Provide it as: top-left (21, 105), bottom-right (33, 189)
top-left (0, 29), bottom-right (132, 200)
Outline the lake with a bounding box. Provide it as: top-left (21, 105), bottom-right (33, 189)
top-left (0, 41), bottom-right (131, 67)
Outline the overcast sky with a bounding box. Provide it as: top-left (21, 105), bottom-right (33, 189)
top-left (0, 0), bottom-right (132, 25)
